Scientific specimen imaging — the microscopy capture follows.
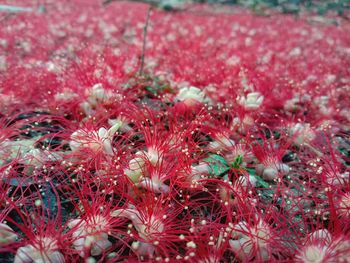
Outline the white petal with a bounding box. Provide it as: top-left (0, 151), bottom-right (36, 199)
top-left (278, 163), bottom-right (290, 173)
top-left (237, 175), bottom-right (257, 190)
top-left (48, 251), bottom-right (65, 263)
top-left (91, 239), bottom-right (112, 256)
top-left (98, 128), bottom-right (108, 139)
top-left (308, 229), bottom-right (332, 245)
top-left (73, 237), bottom-right (86, 251)
top-left (229, 238), bottom-right (253, 261)
top-left (262, 167), bottom-right (278, 181)
top-left (134, 242), bottom-right (155, 257)
top-left (103, 139), bottom-right (114, 155)
top-left (0, 223), bottom-right (17, 245)
top-left (232, 221), bottom-right (250, 237)
top-left (108, 119), bottom-right (123, 135)
top-left (68, 219), bottom-right (83, 229)
top-left (138, 178), bottom-right (169, 193)
top-left (193, 163), bottom-right (210, 174)
top-left (91, 83), bottom-right (106, 101)
top-left (14, 245), bottom-right (34, 263)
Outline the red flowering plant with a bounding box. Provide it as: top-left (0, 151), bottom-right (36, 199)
top-left (0, 180), bottom-right (20, 253)
top-left (0, 1), bottom-right (350, 262)
top-left (7, 190), bottom-right (69, 263)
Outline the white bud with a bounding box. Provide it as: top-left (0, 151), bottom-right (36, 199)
top-left (175, 86), bottom-right (209, 104)
top-left (238, 92), bottom-right (264, 110)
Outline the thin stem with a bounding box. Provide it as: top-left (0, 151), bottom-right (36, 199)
top-left (139, 6), bottom-right (152, 76)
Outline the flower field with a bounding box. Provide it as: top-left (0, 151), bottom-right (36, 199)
top-left (0, 1), bottom-right (349, 262)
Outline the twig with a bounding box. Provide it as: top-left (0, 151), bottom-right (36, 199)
top-left (139, 6), bottom-right (152, 76)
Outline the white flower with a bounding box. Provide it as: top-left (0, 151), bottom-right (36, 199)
top-left (232, 115), bottom-right (255, 133)
top-left (236, 174), bottom-right (257, 190)
top-left (208, 134), bottom-right (235, 150)
top-left (326, 171), bottom-right (349, 186)
top-left (256, 160), bottom-right (290, 181)
top-left (130, 241), bottom-right (156, 257)
top-left (22, 149), bottom-right (62, 168)
top-left (219, 175), bottom-right (256, 205)
top-left (124, 147), bottom-right (166, 188)
top-left (295, 229), bottom-right (333, 263)
top-left (296, 230), bottom-right (350, 262)
top-left (308, 229), bottom-right (332, 244)
top-left (284, 97), bottom-right (301, 112)
top-left (80, 83), bottom-right (113, 115)
top-left (146, 147), bottom-right (162, 166)
top-left (290, 123), bottom-right (316, 146)
top-left (111, 207), bottom-right (165, 257)
top-left (175, 86), bottom-right (207, 104)
top-left (0, 223), bottom-right (17, 246)
top-left (229, 219), bottom-right (271, 262)
top-left (114, 209), bottom-right (164, 241)
top-left (0, 138), bottom-right (63, 169)
top-left (124, 154), bottom-right (145, 183)
top-left (297, 244), bottom-right (328, 263)
top-left (138, 172), bottom-right (170, 193)
top-left (314, 96), bottom-right (331, 116)
top-left (183, 162), bottom-right (211, 188)
top-left (108, 117), bottom-right (131, 133)
top-left (68, 216), bottom-right (112, 257)
top-left (338, 192), bottom-right (350, 218)
top-left (262, 163), bottom-right (290, 181)
top-left (14, 237), bottom-right (64, 263)
top-left (87, 83), bottom-right (112, 106)
top-left (0, 138), bottom-right (37, 166)
top-left (70, 127), bottom-right (114, 156)
top-left (237, 92), bottom-right (264, 110)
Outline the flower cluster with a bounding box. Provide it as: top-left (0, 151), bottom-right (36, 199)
top-left (0, 1), bottom-right (349, 262)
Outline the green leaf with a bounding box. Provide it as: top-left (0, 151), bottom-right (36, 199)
top-left (254, 175), bottom-right (270, 189)
top-left (231, 155), bottom-right (243, 169)
top-left (246, 168), bottom-right (270, 188)
top-left (145, 86), bottom-right (158, 95)
top-left (204, 154), bottom-right (230, 177)
top-left (246, 168), bottom-right (256, 175)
